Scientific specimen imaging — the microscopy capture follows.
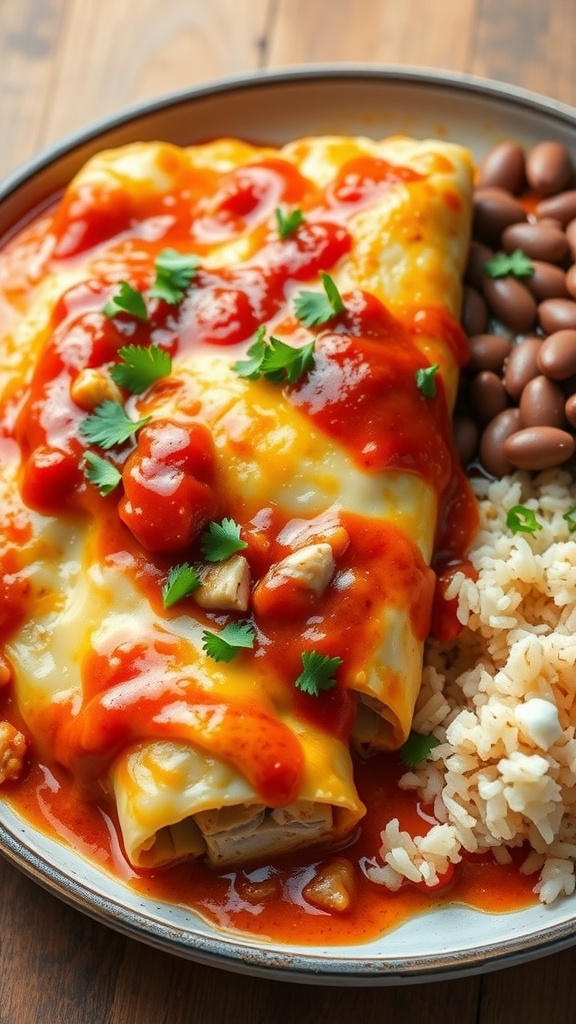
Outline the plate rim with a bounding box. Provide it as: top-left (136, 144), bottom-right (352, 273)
top-left (2, 63), bottom-right (576, 201)
top-left (2, 803), bottom-right (576, 986)
top-left (2, 63), bottom-right (576, 985)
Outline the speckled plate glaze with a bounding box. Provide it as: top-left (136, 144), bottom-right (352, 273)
top-left (2, 67), bottom-right (576, 985)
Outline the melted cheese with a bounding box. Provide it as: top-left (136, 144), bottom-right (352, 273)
top-left (0, 133), bottom-right (475, 868)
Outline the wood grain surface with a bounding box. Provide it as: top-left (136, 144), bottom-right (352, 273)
top-left (2, 1), bottom-right (576, 1021)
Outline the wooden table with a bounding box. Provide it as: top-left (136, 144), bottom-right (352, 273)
top-left (2, 1), bottom-right (576, 1020)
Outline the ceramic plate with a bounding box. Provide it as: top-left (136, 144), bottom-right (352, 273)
top-left (2, 66), bottom-right (576, 985)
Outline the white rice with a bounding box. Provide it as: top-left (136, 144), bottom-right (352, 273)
top-left (369, 468), bottom-right (576, 904)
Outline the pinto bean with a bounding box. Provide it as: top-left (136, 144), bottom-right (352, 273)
top-left (527, 261), bottom-right (570, 301)
top-left (525, 141), bottom-right (574, 196)
top-left (503, 426), bottom-right (575, 470)
top-left (473, 188), bottom-right (527, 245)
top-left (519, 375), bottom-right (566, 428)
top-left (476, 141), bottom-right (526, 193)
top-left (501, 221), bottom-right (569, 263)
top-left (468, 333), bottom-right (512, 373)
top-left (470, 371), bottom-right (509, 422)
top-left (503, 337), bottom-right (543, 400)
top-left (461, 285), bottom-right (489, 336)
top-left (537, 329), bottom-right (576, 380)
top-left (483, 276), bottom-right (538, 333)
top-left (536, 189), bottom-right (576, 226)
top-left (478, 408), bottom-right (522, 477)
top-left (564, 393), bottom-right (576, 429)
top-left (538, 298), bottom-right (576, 334)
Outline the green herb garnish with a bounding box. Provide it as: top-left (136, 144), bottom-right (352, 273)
top-left (201, 621), bottom-right (256, 662)
top-left (82, 451), bottom-right (122, 495)
top-left (231, 325), bottom-right (268, 379)
top-left (109, 344), bottom-right (172, 394)
top-left (293, 272), bottom-right (345, 327)
top-left (563, 507), bottom-right (576, 533)
top-left (294, 651), bottom-right (342, 697)
top-left (162, 563), bottom-right (202, 607)
top-left (79, 401), bottom-right (151, 450)
top-left (200, 517), bottom-right (248, 563)
top-left (415, 364), bottom-right (440, 398)
top-left (149, 248), bottom-right (200, 305)
top-left (484, 249), bottom-right (534, 279)
top-left (103, 281), bottom-right (148, 322)
top-left (232, 326), bottom-right (315, 384)
top-left (506, 505), bottom-right (543, 534)
top-left (400, 730), bottom-right (441, 768)
top-left (275, 206), bottom-right (305, 240)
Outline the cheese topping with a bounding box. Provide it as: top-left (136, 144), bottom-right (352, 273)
top-left (0, 134), bottom-right (476, 868)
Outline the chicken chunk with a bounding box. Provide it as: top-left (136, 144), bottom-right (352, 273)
top-left (194, 554), bottom-right (251, 612)
top-left (253, 542), bottom-right (336, 617)
top-left (302, 857), bottom-right (357, 913)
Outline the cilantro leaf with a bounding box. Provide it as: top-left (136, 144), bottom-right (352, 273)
top-left (415, 364), bottom-right (439, 398)
top-left (202, 621), bottom-right (255, 662)
top-left (399, 730), bottom-right (440, 768)
top-left (484, 249), bottom-right (534, 279)
top-left (79, 401), bottom-right (151, 450)
top-left (162, 563), bottom-right (202, 607)
top-left (293, 272), bottom-right (345, 327)
top-left (200, 517), bottom-right (248, 563)
top-left (506, 504), bottom-right (543, 534)
top-left (82, 451), bottom-right (122, 496)
top-left (232, 326), bottom-right (315, 385)
top-left (275, 206), bottom-right (305, 240)
top-left (231, 325), bottom-right (268, 379)
top-left (261, 336), bottom-right (315, 383)
top-left (294, 651), bottom-right (342, 697)
top-left (109, 344), bottom-right (172, 394)
top-left (149, 248), bottom-right (200, 304)
top-left (563, 507), bottom-right (576, 533)
top-left (103, 281), bottom-right (148, 321)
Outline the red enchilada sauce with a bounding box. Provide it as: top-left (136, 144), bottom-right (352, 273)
top-left (0, 716), bottom-right (536, 944)
top-left (0, 144), bottom-right (536, 943)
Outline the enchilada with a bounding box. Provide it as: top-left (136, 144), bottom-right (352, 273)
top-left (0, 133), bottom-right (476, 868)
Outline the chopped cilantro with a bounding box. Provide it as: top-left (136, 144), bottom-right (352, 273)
top-left (162, 563), bottom-right (202, 607)
top-left (294, 651), bottom-right (342, 697)
top-left (506, 505), bottom-right (543, 534)
top-left (275, 206), bottom-right (305, 239)
top-left (415, 364), bottom-right (439, 398)
top-left (79, 401), bottom-right (151, 450)
top-left (109, 344), bottom-right (172, 394)
top-left (484, 249), bottom-right (534, 279)
top-left (149, 248), bottom-right (200, 305)
top-left (200, 517), bottom-right (248, 563)
top-left (232, 326), bottom-right (315, 384)
top-left (202, 621), bottom-right (255, 662)
top-left (293, 272), bottom-right (345, 327)
top-left (103, 281), bottom-right (148, 322)
top-left (82, 451), bottom-right (122, 496)
top-left (260, 335), bottom-right (316, 383)
top-left (231, 326), bottom-right (268, 379)
top-left (400, 730), bottom-right (441, 768)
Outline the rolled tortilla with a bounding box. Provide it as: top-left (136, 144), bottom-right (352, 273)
top-left (0, 132), bottom-right (474, 871)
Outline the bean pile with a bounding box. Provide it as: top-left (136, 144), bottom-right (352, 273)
top-left (455, 139), bottom-right (576, 476)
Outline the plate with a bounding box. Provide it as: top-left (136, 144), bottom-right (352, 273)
top-left (2, 66), bottom-right (576, 986)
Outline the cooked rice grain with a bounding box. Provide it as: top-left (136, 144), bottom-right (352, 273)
top-left (375, 469), bottom-right (576, 904)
